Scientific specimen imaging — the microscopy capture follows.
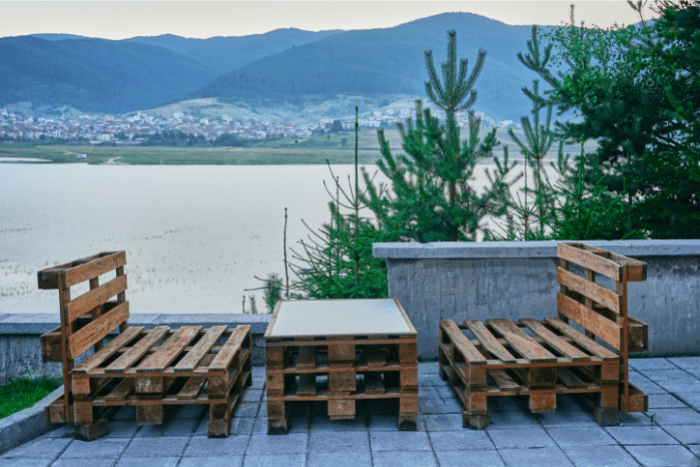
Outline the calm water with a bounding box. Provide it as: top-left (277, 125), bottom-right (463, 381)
top-left (0, 162), bottom-right (555, 314)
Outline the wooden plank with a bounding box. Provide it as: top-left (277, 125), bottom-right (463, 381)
top-left (297, 346), bottom-right (316, 369)
top-left (210, 325), bottom-right (250, 372)
top-left (557, 293), bottom-right (622, 350)
top-left (557, 367), bottom-right (588, 389)
top-left (576, 244), bottom-right (646, 282)
top-left (519, 318), bottom-right (589, 362)
top-left (65, 275), bottom-right (128, 324)
top-left (465, 320), bottom-right (517, 363)
top-left (296, 374), bottom-right (316, 396)
top-left (558, 243), bottom-right (622, 281)
top-left (105, 326), bottom-right (170, 373)
top-left (364, 346), bottom-right (387, 367)
top-left (74, 326), bottom-right (143, 374)
top-left (440, 320), bottom-right (486, 364)
top-left (105, 378), bottom-right (135, 401)
top-left (557, 267), bottom-right (621, 313)
top-left (67, 302), bottom-right (130, 359)
top-left (543, 318), bottom-right (619, 360)
top-left (364, 372), bottom-right (386, 395)
top-left (137, 326), bottom-right (202, 372)
top-left (174, 325), bottom-right (227, 372)
top-left (37, 251), bottom-right (125, 289)
top-left (64, 251), bottom-right (127, 287)
top-left (177, 377), bottom-right (206, 400)
top-left (486, 319), bottom-right (557, 363)
top-left (40, 327), bottom-right (62, 363)
top-left (487, 369), bottom-right (520, 390)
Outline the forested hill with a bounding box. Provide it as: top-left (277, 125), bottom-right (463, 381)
top-left (123, 29), bottom-right (343, 74)
top-left (188, 13), bottom-right (544, 120)
top-left (0, 36), bottom-right (218, 113)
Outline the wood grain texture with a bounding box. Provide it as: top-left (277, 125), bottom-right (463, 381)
top-left (73, 326), bottom-right (143, 374)
top-left (68, 302), bottom-right (130, 359)
top-left (440, 320), bottom-right (486, 364)
top-left (519, 318), bottom-right (589, 361)
top-left (137, 326), bottom-right (202, 372)
top-left (558, 267), bottom-right (621, 313)
top-left (105, 326), bottom-right (170, 373)
top-left (66, 275), bottom-right (128, 324)
top-left (543, 318), bottom-right (618, 360)
top-left (558, 243), bottom-right (622, 281)
top-left (210, 325), bottom-right (250, 371)
top-left (174, 325), bottom-right (227, 372)
top-left (557, 293), bottom-right (622, 350)
top-left (486, 319), bottom-right (556, 363)
top-left (465, 320), bottom-right (517, 362)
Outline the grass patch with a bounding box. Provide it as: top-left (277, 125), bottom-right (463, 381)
top-left (0, 376), bottom-right (62, 419)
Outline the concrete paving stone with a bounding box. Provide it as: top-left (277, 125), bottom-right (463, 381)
top-left (246, 432), bottom-right (308, 455)
top-left (372, 450), bottom-right (439, 467)
top-left (629, 358), bottom-right (677, 371)
top-left (368, 414), bottom-right (425, 431)
top-left (536, 407), bottom-right (598, 427)
top-left (606, 426), bottom-right (679, 445)
top-left (172, 404), bottom-right (207, 419)
top-left (41, 423), bottom-right (74, 438)
top-left (419, 362), bottom-right (440, 374)
top-left (103, 420), bottom-right (140, 438)
top-left (419, 374), bottom-right (444, 387)
top-left (562, 445), bottom-right (642, 467)
top-left (306, 450), bottom-right (372, 467)
top-left (668, 357), bottom-right (700, 370)
top-left (545, 426), bottom-right (617, 446)
top-left (642, 370), bottom-right (696, 382)
top-left (429, 430), bottom-right (496, 451)
top-left (487, 427), bottom-right (557, 449)
top-left (113, 458), bottom-right (179, 467)
top-left (1, 437), bottom-right (71, 459)
top-left (488, 397), bottom-right (525, 412)
top-left (499, 447), bottom-right (575, 467)
top-left (233, 401), bottom-right (260, 418)
top-left (422, 413), bottom-right (464, 431)
top-left (485, 409), bottom-right (540, 429)
top-left (436, 397), bottom-right (464, 414)
top-left (136, 417), bottom-right (199, 437)
top-left (655, 380), bottom-right (700, 394)
top-left (248, 378), bottom-right (265, 391)
top-left (110, 406), bottom-right (136, 421)
top-left (649, 394), bottom-right (689, 409)
top-left (194, 416), bottom-right (255, 437)
top-left (178, 456), bottom-right (244, 467)
top-left (51, 458), bottom-right (118, 467)
top-left (620, 412), bottom-right (654, 426)
top-left (650, 408), bottom-right (700, 426)
top-left (309, 414), bottom-right (368, 431)
top-left (625, 445), bottom-right (700, 466)
top-left (121, 436), bottom-right (189, 458)
top-left (308, 430), bottom-right (370, 453)
top-left (688, 369), bottom-right (700, 380)
top-left (242, 453), bottom-right (306, 467)
top-left (436, 450), bottom-right (506, 467)
top-left (435, 385), bottom-right (458, 399)
top-left (419, 397), bottom-right (449, 415)
top-left (183, 434), bottom-right (250, 457)
top-left (690, 445), bottom-right (700, 458)
top-left (252, 416), bottom-right (309, 435)
top-left (0, 460), bottom-right (53, 467)
top-left (370, 431), bottom-right (431, 452)
top-left (663, 425), bottom-right (700, 445)
top-left (241, 389), bottom-right (264, 403)
top-left (629, 373), bottom-right (669, 395)
top-left (257, 402), bottom-right (267, 417)
top-left (59, 438), bottom-right (129, 458)
top-left (419, 385), bottom-right (442, 400)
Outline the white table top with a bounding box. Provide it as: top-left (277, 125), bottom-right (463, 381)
top-left (267, 299), bottom-right (416, 338)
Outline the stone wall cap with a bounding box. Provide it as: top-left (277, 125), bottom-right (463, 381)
top-left (373, 239), bottom-right (700, 259)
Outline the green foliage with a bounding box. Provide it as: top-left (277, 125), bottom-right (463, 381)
top-left (0, 376), bottom-right (61, 419)
top-left (141, 130), bottom-right (207, 147)
top-left (261, 273), bottom-right (283, 313)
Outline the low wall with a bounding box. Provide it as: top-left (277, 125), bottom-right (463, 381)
top-left (373, 240), bottom-right (700, 360)
top-left (0, 313), bottom-right (271, 382)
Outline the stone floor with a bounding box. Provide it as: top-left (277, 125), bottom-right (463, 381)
top-left (2, 358), bottom-right (700, 467)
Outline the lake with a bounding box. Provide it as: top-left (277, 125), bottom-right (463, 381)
top-left (0, 161), bottom-right (556, 315)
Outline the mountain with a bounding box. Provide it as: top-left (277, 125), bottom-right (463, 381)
top-left (188, 13), bottom-right (545, 121)
top-left (0, 36), bottom-right (218, 113)
top-left (124, 29), bottom-right (343, 74)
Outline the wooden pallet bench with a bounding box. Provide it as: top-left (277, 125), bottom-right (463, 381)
top-left (39, 251), bottom-right (252, 440)
top-left (439, 243), bottom-right (649, 429)
top-left (265, 299), bottom-right (418, 434)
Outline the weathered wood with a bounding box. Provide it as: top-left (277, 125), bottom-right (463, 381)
top-left (486, 319), bottom-right (557, 363)
top-left (296, 374), bottom-right (317, 396)
top-left (558, 243), bottom-right (622, 281)
top-left (210, 325), bottom-right (250, 372)
top-left (40, 326), bottom-right (62, 363)
top-left (487, 369), bottom-right (520, 390)
top-left (38, 251), bottom-right (126, 289)
top-left (558, 267), bottom-right (621, 313)
top-left (177, 377), bottom-right (206, 400)
top-left (543, 318), bottom-right (619, 360)
top-left (557, 293), bottom-right (622, 350)
top-left (329, 371), bottom-right (357, 394)
top-left (440, 320), bottom-right (487, 364)
top-left (465, 319), bottom-right (517, 362)
top-left (105, 378), bottom-right (135, 401)
top-left (74, 326), bottom-right (143, 374)
top-left (137, 326), bottom-right (202, 372)
top-left (557, 367), bottom-right (588, 389)
top-left (519, 318), bottom-right (589, 361)
top-left (106, 326), bottom-right (170, 373)
top-left (174, 325), bottom-right (227, 372)
top-left (328, 399), bottom-right (355, 420)
top-left (364, 372), bottom-right (386, 395)
top-left (68, 302), bottom-right (130, 359)
top-left (65, 275), bottom-right (128, 324)
top-left (364, 346), bottom-right (387, 367)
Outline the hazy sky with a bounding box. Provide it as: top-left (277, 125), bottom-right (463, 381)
top-left (1, 1), bottom-right (658, 40)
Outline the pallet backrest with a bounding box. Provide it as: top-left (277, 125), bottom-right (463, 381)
top-left (38, 251), bottom-right (129, 361)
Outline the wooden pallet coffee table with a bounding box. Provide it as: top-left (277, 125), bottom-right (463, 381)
top-left (264, 298), bottom-right (418, 434)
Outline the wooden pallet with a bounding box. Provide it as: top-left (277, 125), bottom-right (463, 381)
top-left (439, 243), bottom-right (649, 429)
top-left (265, 299), bottom-right (418, 434)
top-left (38, 251), bottom-right (252, 440)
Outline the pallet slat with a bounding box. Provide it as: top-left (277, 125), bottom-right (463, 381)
top-left (174, 325), bottom-right (227, 372)
top-left (543, 318), bottom-right (619, 360)
top-left (105, 326), bottom-right (170, 373)
top-left (558, 267), bottom-right (621, 313)
top-left (558, 243), bottom-right (622, 281)
top-left (210, 325), bottom-right (250, 372)
top-left (68, 302), bottom-right (130, 359)
top-left (486, 319), bottom-right (557, 363)
top-left (74, 326), bottom-right (143, 374)
top-left (440, 320), bottom-right (486, 364)
top-left (519, 318), bottom-right (589, 361)
top-left (137, 326), bottom-right (202, 372)
top-left (66, 275), bottom-right (128, 324)
top-left (465, 319), bottom-right (517, 363)
top-left (557, 294), bottom-right (622, 350)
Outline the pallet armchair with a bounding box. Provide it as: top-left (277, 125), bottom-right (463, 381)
top-left (39, 251), bottom-right (252, 440)
top-left (439, 243), bottom-right (649, 429)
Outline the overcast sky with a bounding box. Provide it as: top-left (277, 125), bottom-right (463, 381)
top-left (1, 1), bottom-right (658, 40)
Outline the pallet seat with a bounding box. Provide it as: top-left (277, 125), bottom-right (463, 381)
top-left (39, 251), bottom-right (252, 440)
top-left (439, 243), bottom-right (649, 429)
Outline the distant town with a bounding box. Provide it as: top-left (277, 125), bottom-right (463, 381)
top-left (0, 107), bottom-right (519, 145)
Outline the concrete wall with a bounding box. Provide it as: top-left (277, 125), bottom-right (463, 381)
top-left (0, 313), bottom-right (271, 382)
top-left (373, 240), bottom-right (700, 360)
